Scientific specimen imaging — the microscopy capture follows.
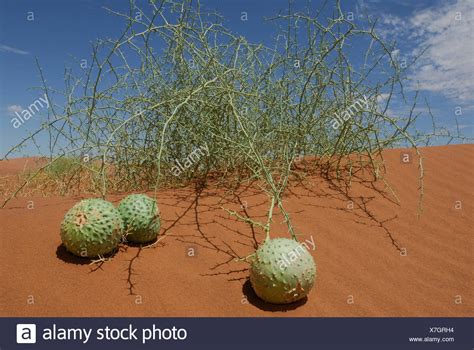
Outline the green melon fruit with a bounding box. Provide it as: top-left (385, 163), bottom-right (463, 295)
top-left (117, 194), bottom-right (160, 243)
top-left (60, 198), bottom-right (123, 258)
top-left (250, 237), bottom-right (316, 304)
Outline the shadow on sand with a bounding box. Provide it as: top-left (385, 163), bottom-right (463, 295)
top-left (55, 244), bottom-right (91, 265)
top-left (55, 168), bottom-right (401, 300)
top-left (242, 279), bottom-right (308, 312)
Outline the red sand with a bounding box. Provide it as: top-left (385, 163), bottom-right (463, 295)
top-left (0, 157), bottom-right (44, 176)
top-left (0, 145), bottom-right (473, 316)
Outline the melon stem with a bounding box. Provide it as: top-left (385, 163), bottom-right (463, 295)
top-left (264, 195), bottom-right (275, 241)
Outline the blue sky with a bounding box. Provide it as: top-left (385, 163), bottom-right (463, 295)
top-left (0, 0), bottom-right (473, 157)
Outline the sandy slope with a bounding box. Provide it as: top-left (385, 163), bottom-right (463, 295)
top-left (0, 145), bottom-right (472, 316)
top-left (0, 157), bottom-right (44, 176)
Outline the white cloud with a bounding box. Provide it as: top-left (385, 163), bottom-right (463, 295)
top-left (0, 44), bottom-right (29, 55)
top-left (409, 0), bottom-right (474, 101)
top-left (381, 14), bottom-right (405, 27)
top-left (7, 105), bottom-right (23, 115)
top-left (376, 93), bottom-right (390, 103)
top-left (379, 0), bottom-right (474, 102)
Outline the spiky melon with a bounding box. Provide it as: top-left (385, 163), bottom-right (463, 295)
top-left (250, 237), bottom-right (316, 304)
top-left (117, 194), bottom-right (160, 243)
top-left (60, 198), bottom-right (123, 258)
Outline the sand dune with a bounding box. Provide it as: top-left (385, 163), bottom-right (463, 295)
top-left (0, 157), bottom-right (45, 176)
top-left (0, 145), bottom-right (472, 316)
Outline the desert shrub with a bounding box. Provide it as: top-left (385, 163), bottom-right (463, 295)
top-left (2, 0), bottom-right (469, 236)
